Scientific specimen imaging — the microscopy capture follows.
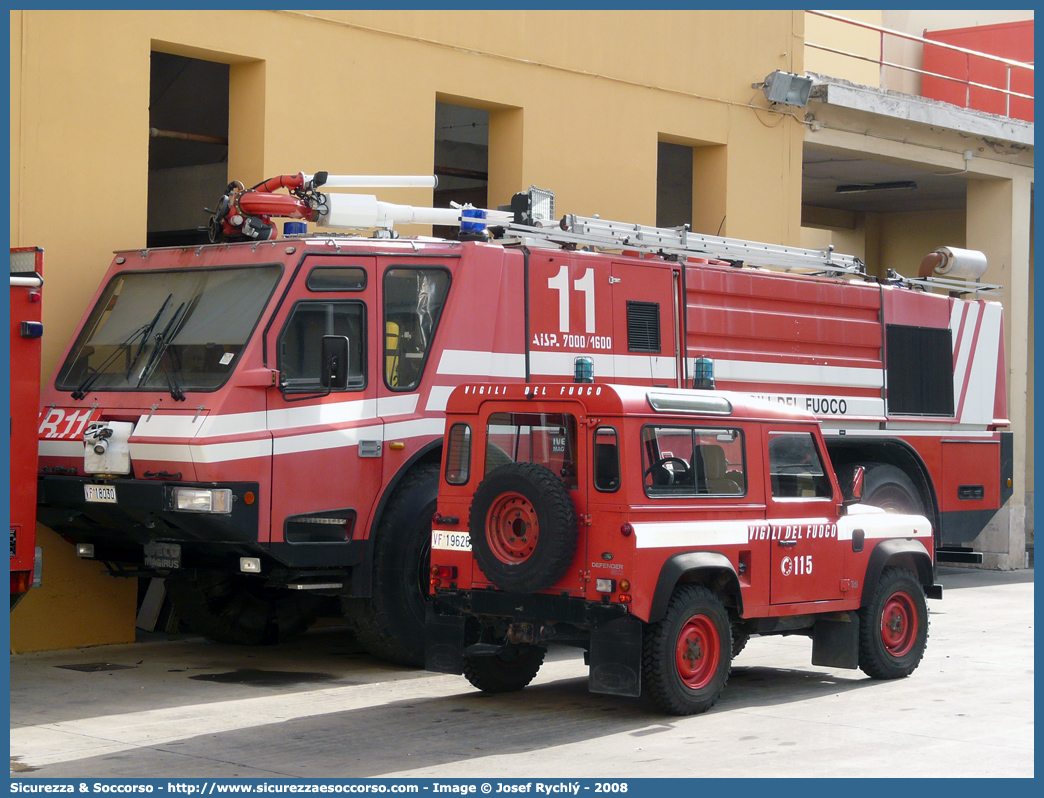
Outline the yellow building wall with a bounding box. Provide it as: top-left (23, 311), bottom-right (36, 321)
top-left (801, 207), bottom-right (867, 269)
top-left (802, 208), bottom-right (965, 279)
top-left (10, 527), bottom-right (138, 653)
top-left (1028, 220), bottom-right (1034, 538)
top-left (804, 10), bottom-right (883, 87)
top-left (876, 209), bottom-right (966, 275)
top-left (10, 12), bottom-right (20, 243)
top-left (11, 9), bottom-right (807, 650)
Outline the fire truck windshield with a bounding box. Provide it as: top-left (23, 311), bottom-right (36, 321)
top-left (57, 265), bottom-right (282, 395)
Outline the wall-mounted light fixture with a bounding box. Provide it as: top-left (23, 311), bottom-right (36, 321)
top-left (835, 181), bottom-right (917, 194)
top-left (755, 70), bottom-right (814, 107)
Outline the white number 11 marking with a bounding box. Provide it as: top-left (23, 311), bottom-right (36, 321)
top-left (548, 266), bottom-right (597, 334)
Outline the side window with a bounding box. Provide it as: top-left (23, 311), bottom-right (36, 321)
top-left (643, 425), bottom-right (746, 497)
top-left (768, 432), bottom-right (832, 499)
top-left (693, 429), bottom-right (746, 496)
top-left (278, 301), bottom-right (365, 392)
top-left (445, 423), bottom-right (472, 485)
top-left (593, 427), bottom-right (620, 492)
top-left (306, 266), bottom-right (367, 292)
top-left (642, 426), bottom-right (695, 494)
top-left (384, 268), bottom-right (450, 391)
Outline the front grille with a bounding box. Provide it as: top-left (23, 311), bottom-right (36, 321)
top-left (284, 510), bottom-right (356, 544)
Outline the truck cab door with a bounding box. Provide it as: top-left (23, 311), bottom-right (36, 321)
top-left (764, 427), bottom-right (845, 604)
top-left (376, 261), bottom-right (454, 485)
top-left (265, 256), bottom-right (383, 563)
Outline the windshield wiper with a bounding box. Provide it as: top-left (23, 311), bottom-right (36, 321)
top-left (159, 356), bottom-right (186, 401)
top-left (137, 302), bottom-right (187, 390)
top-left (125, 293), bottom-right (173, 379)
top-left (71, 325), bottom-right (151, 400)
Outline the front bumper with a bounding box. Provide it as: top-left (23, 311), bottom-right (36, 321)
top-left (37, 475), bottom-right (261, 568)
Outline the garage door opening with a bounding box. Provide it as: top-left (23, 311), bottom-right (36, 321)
top-left (433, 102), bottom-right (488, 239)
top-left (657, 141), bottom-right (694, 229)
top-left (148, 52), bottom-right (229, 248)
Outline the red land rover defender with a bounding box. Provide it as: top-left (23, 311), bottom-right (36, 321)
top-left (425, 380), bottom-right (940, 715)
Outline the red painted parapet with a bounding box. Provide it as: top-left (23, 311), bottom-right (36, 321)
top-left (922, 20), bottom-right (1033, 122)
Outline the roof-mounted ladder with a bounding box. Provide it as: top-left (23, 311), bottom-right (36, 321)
top-left (213, 172), bottom-right (1000, 295)
top-left (503, 214), bottom-right (866, 276)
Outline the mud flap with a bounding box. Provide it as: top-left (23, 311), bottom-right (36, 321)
top-left (424, 606), bottom-right (465, 674)
top-left (811, 611), bottom-right (860, 669)
top-left (588, 615), bottom-right (643, 697)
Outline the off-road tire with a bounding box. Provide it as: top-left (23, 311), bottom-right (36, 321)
top-left (463, 644), bottom-right (546, 693)
top-left (858, 567), bottom-right (929, 679)
top-left (731, 626), bottom-right (750, 659)
top-left (342, 463), bottom-right (440, 667)
top-left (853, 464), bottom-right (925, 515)
top-left (643, 584), bottom-right (732, 715)
top-left (469, 462), bottom-right (578, 593)
top-left (165, 571), bottom-right (321, 646)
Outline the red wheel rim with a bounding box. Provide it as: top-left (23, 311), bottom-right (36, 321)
top-left (486, 492), bottom-right (540, 565)
top-left (675, 614), bottom-right (720, 690)
top-left (880, 591), bottom-right (918, 657)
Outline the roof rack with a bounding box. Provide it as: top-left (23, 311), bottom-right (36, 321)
top-left (210, 173), bottom-right (1000, 296)
top-left (890, 273), bottom-right (1002, 297)
top-left (501, 214), bottom-right (866, 276)
top-left (498, 212), bottom-right (1000, 295)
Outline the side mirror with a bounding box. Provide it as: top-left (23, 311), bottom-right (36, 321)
top-left (841, 466), bottom-right (865, 514)
top-left (850, 466), bottom-right (864, 502)
top-left (320, 335), bottom-right (350, 390)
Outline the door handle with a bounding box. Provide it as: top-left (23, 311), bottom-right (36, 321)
top-left (777, 539), bottom-right (798, 547)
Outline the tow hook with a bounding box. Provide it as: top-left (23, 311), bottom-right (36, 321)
top-left (506, 622), bottom-right (556, 645)
top-left (506, 622), bottom-right (536, 644)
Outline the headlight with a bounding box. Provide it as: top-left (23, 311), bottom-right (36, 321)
top-left (173, 488), bottom-right (233, 514)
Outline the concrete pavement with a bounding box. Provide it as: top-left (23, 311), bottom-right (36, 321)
top-left (9, 567), bottom-right (1034, 778)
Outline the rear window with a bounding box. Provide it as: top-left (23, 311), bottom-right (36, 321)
top-left (486, 412), bottom-right (578, 490)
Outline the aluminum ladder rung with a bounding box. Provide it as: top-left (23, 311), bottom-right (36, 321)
top-left (506, 214), bottom-right (865, 275)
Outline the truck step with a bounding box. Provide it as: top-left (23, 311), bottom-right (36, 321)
top-left (935, 546), bottom-right (984, 564)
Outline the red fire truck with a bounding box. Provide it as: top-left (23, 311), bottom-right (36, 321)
top-left (12, 247), bottom-right (45, 609)
top-left (35, 173), bottom-right (1009, 662)
top-left (425, 380), bottom-right (938, 714)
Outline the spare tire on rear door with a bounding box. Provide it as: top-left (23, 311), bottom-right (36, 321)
top-left (469, 462), bottom-right (578, 593)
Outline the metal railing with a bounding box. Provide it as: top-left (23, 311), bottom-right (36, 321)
top-left (806, 10), bottom-right (1033, 118)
